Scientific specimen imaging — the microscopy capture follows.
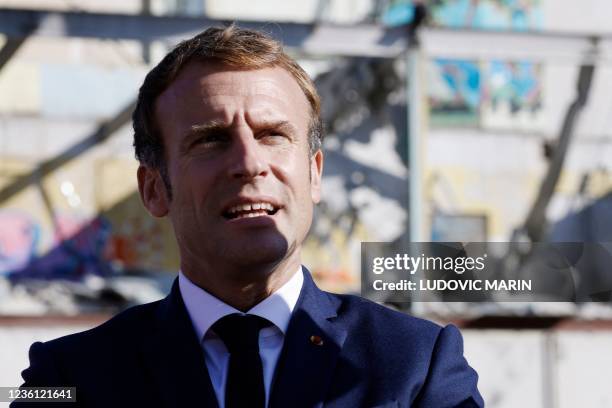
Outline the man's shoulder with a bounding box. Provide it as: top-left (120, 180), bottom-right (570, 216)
top-left (320, 295), bottom-right (482, 407)
top-left (15, 299), bottom-right (170, 401)
top-left (328, 291), bottom-right (444, 344)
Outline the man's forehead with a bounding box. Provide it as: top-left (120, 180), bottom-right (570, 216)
top-left (196, 78), bottom-right (291, 99)
top-left (155, 61), bottom-right (310, 119)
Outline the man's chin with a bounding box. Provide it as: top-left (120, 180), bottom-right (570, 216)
top-left (227, 246), bottom-right (289, 268)
top-left (208, 231), bottom-right (288, 262)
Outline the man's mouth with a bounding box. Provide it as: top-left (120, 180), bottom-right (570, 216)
top-left (222, 202), bottom-right (280, 220)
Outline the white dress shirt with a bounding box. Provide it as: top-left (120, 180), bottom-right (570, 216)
top-left (178, 267), bottom-right (304, 408)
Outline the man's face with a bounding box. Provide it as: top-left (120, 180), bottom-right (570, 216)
top-left (138, 61), bottom-right (323, 275)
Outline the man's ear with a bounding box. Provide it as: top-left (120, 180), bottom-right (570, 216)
top-left (310, 149), bottom-right (324, 204)
top-left (137, 165), bottom-right (170, 217)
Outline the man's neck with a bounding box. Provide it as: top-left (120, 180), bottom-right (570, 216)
top-left (180, 255), bottom-right (301, 312)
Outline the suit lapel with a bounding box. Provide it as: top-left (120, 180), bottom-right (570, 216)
top-left (269, 269), bottom-right (347, 408)
top-left (140, 279), bottom-right (219, 408)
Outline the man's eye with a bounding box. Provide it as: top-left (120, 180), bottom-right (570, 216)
top-left (258, 130), bottom-right (288, 141)
top-left (194, 134), bottom-right (227, 147)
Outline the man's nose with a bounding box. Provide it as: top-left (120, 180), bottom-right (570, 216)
top-left (227, 131), bottom-right (268, 180)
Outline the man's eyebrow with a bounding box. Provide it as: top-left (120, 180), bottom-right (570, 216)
top-left (252, 120), bottom-right (298, 134)
top-left (186, 120), bottom-right (230, 137)
top-left (185, 120), bottom-right (296, 137)
top-left (180, 120), bottom-right (229, 151)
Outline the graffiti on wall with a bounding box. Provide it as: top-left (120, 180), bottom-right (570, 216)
top-left (429, 59), bottom-right (481, 126)
top-left (429, 0), bottom-right (543, 31)
top-left (381, 0), bottom-right (418, 27)
top-left (381, 0), bottom-right (542, 30)
top-left (1, 190), bottom-right (178, 280)
top-left (0, 211), bottom-right (40, 274)
top-left (482, 60), bottom-right (542, 127)
top-left (429, 58), bottom-right (542, 127)
top-left (102, 191), bottom-right (177, 272)
top-left (0, 211), bottom-right (113, 279)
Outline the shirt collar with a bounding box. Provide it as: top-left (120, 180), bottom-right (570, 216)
top-left (178, 267), bottom-right (304, 341)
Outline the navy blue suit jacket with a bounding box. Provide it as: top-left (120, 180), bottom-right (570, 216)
top-left (14, 269), bottom-right (483, 407)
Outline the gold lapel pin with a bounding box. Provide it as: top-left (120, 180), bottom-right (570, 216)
top-left (310, 335), bottom-right (324, 346)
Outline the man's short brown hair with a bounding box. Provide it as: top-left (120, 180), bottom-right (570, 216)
top-left (133, 25), bottom-right (323, 195)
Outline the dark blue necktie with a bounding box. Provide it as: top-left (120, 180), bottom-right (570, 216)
top-left (212, 313), bottom-right (272, 408)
